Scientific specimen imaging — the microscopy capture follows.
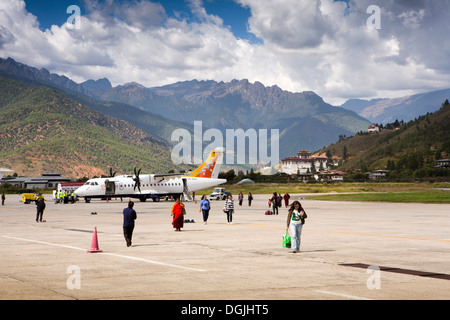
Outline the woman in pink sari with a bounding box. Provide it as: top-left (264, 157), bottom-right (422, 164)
top-left (171, 197), bottom-right (185, 231)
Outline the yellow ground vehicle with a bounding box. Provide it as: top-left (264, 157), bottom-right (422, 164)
top-left (21, 193), bottom-right (45, 204)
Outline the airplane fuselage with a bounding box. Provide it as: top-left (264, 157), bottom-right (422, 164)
top-left (75, 174), bottom-right (226, 201)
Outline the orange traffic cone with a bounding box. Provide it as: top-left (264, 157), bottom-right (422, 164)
top-left (87, 226), bottom-right (103, 253)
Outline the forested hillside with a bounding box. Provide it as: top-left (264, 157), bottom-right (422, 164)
top-left (320, 100), bottom-right (450, 180)
top-left (0, 76), bottom-right (180, 179)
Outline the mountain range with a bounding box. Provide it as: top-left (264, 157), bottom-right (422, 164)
top-left (1, 56), bottom-right (447, 178)
top-left (0, 57), bottom-right (192, 146)
top-left (340, 88), bottom-right (450, 125)
top-left (0, 57), bottom-right (372, 161)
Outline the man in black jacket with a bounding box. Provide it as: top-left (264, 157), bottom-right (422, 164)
top-left (36, 197), bottom-right (46, 222)
top-left (123, 201), bottom-right (137, 247)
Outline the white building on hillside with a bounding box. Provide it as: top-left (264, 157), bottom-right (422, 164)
top-left (368, 124), bottom-right (380, 133)
top-left (281, 150), bottom-right (328, 175)
top-left (0, 168), bottom-right (14, 181)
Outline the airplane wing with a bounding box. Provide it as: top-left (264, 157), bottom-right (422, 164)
top-left (151, 173), bottom-right (187, 183)
top-left (153, 173), bottom-right (186, 179)
top-left (151, 170), bottom-right (204, 181)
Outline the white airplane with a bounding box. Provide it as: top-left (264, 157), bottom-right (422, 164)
top-left (74, 148), bottom-right (226, 202)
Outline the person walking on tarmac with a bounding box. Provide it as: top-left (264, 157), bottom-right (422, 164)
top-left (123, 201), bottom-right (137, 247)
top-left (286, 201), bottom-right (307, 253)
top-left (171, 196), bottom-right (185, 231)
top-left (199, 195), bottom-right (211, 225)
top-left (238, 192), bottom-right (244, 206)
top-left (248, 192), bottom-right (253, 206)
top-left (35, 197), bottom-right (46, 222)
top-left (224, 193), bottom-right (234, 224)
top-left (270, 192), bottom-right (279, 215)
top-left (283, 192), bottom-right (290, 208)
top-left (1, 192), bottom-right (5, 205)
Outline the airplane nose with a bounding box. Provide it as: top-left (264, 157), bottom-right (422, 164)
top-left (74, 187), bottom-right (85, 196)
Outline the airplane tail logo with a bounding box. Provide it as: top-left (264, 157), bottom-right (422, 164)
top-left (187, 148), bottom-right (224, 178)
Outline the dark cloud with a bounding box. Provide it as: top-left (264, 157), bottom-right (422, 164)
top-left (0, 26), bottom-right (14, 49)
top-left (83, 0), bottom-right (167, 29)
top-left (245, 0), bottom-right (333, 49)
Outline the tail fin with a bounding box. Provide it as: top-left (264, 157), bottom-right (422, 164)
top-left (187, 148), bottom-right (224, 178)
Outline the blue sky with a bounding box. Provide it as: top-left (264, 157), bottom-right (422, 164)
top-left (25, 0), bottom-right (84, 30)
top-left (24, 0), bottom-right (258, 42)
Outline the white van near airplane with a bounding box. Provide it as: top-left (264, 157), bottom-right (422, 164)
top-left (74, 148), bottom-right (226, 202)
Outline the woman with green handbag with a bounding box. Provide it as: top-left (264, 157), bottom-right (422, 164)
top-left (286, 201), bottom-right (307, 253)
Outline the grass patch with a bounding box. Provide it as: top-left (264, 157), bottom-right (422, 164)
top-left (196, 182), bottom-right (450, 203)
top-left (199, 182), bottom-right (450, 195)
top-left (306, 191), bottom-right (450, 204)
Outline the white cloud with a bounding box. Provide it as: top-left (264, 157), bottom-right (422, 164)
top-left (0, 0), bottom-right (449, 106)
top-left (241, 0), bottom-right (333, 49)
top-left (398, 9), bottom-right (425, 28)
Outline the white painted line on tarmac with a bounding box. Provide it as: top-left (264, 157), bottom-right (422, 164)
top-left (1, 235), bottom-right (206, 272)
top-left (99, 252), bottom-right (206, 272)
top-left (315, 290), bottom-right (373, 300)
top-left (2, 235), bottom-right (86, 251)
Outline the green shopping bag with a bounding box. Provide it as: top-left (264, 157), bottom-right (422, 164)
top-left (283, 230), bottom-right (291, 248)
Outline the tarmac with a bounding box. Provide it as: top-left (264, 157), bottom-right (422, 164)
top-left (1, 193), bottom-right (450, 301)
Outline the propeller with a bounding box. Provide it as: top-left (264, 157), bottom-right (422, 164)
top-left (108, 166), bottom-right (116, 178)
top-left (133, 166), bottom-right (142, 193)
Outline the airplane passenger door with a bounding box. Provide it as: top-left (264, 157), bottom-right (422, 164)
top-left (105, 180), bottom-right (115, 195)
top-left (181, 178), bottom-right (192, 201)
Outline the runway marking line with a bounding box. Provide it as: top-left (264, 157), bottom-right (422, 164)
top-left (1, 235), bottom-right (206, 272)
